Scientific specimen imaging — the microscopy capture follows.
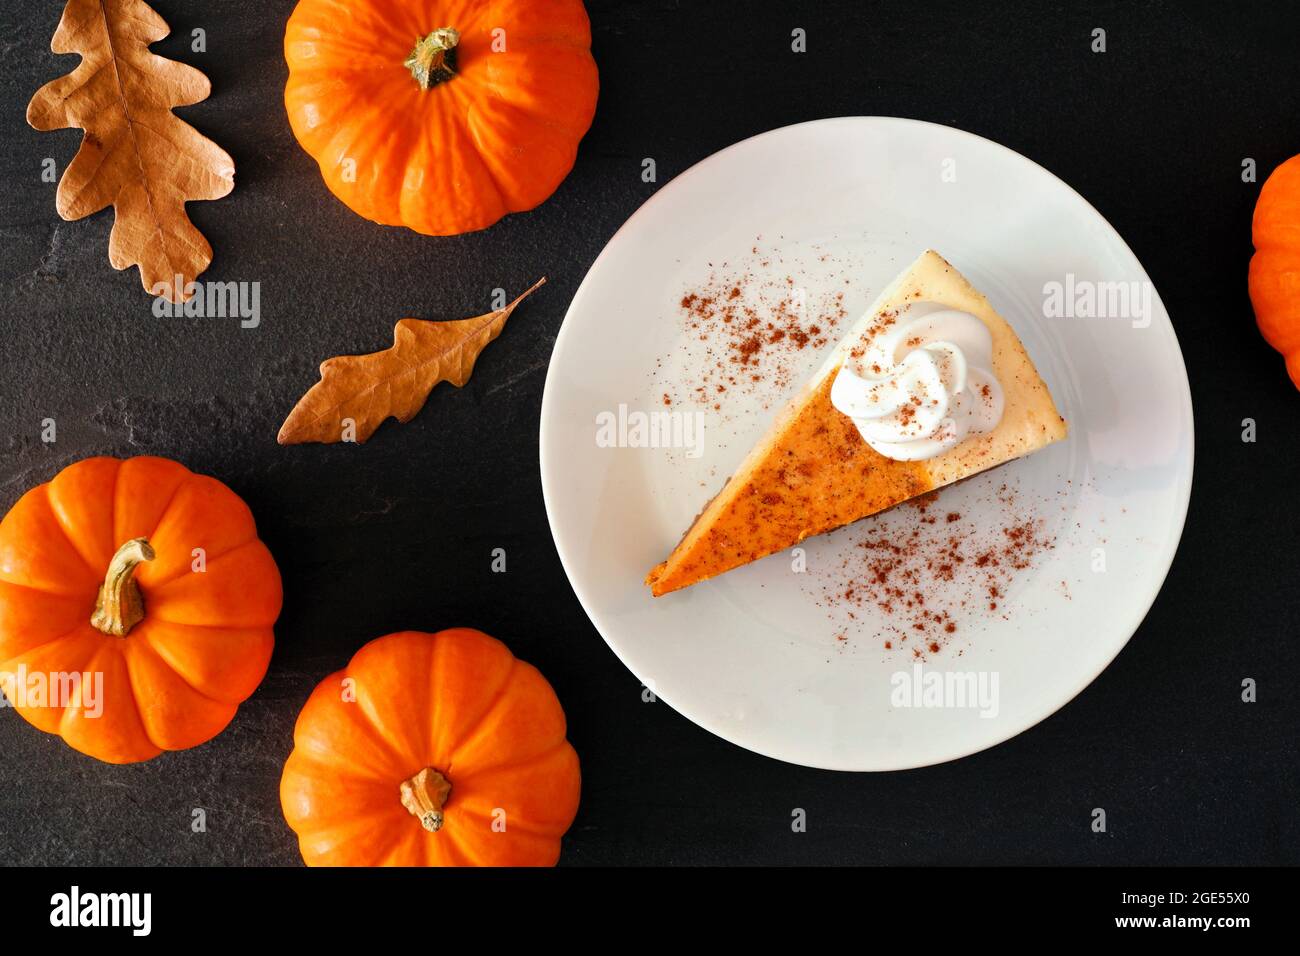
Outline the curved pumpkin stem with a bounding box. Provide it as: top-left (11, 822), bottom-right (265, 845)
top-left (405, 28), bottom-right (460, 91)
top-left (90, 537), bottom-right (155, 637)
top-left (400, 767), bottom-right (452, 832)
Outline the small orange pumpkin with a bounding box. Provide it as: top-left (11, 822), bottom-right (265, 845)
top-left (283, 0), bottom-right (599, 235)
top-left (0, 456), bottom-right (281, 763)
top-left (1249, 153), bottom-right (1300, 389)
top-left (280, 628), bottom-right (580, 866)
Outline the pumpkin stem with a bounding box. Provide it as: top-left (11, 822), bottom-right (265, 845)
top-left (400, 767), bottom-right (452, 832)
top-left (90, 538), bottom-right (155, 637)
top-left (405, 28), bottom-right (460, 91)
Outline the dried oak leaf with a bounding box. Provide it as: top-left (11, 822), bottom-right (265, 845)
top-left (279, 279), bottom-right (546, 445)
top-left (26, 0), bottom-right (235, 303)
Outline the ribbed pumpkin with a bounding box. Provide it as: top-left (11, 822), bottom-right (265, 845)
top-left (280, 629), bottom-right (580, 866)
top-left (1249, 153), bottom-right (1300, 389)
top-left (283, 0), bottom-right (599, 235)
top-left (0, 456), bottom-right (281, 763)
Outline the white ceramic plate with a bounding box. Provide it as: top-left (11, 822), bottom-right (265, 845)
top-left (540, 117), bottom-right (1193, 771)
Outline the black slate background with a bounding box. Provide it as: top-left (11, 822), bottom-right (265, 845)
top-left (0, 0), bottom-right (1297, 866)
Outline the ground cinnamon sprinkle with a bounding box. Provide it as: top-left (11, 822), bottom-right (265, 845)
top-left (663, 244), bottom-right (850, 411)
top-left (811, 481), bottom-right (1056, 658)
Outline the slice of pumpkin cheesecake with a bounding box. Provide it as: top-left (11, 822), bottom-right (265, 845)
top-left (645, 249), bottom-right (1067, 596)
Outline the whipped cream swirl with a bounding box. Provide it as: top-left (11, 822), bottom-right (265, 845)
top-left (830, 302), bottom-right (1004, 461)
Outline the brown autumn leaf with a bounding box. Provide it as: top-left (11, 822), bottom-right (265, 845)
top-left (279, 279), bottom-right (547, 445)
top-left (26, 0), bottom-right (235, 303)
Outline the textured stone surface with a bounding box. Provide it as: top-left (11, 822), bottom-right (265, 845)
top-left (0, 0), bottom-right (1297, 865)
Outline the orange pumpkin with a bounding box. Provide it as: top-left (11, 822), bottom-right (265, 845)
top-left (280, 628), bottom-right (580, 866)
top-left (0, 456), bottom-right (281, 764)
top-left (283, 0), bottom-right (599, 235)
top-left (1249, 153), bottom-right (1300, 389)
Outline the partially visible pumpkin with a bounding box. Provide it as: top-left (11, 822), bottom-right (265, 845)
top-left (280, 628), bottom-right (580, 866)
top-left (1249, 153), bottom-right (1300, 389)
top-left (283, 0), bottom-right (599, 236)
top-left (0, 456), bottom-right (281, 763)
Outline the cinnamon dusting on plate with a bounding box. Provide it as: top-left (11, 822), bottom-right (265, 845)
top-left (812, 481), bottom-right (1056, 658)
